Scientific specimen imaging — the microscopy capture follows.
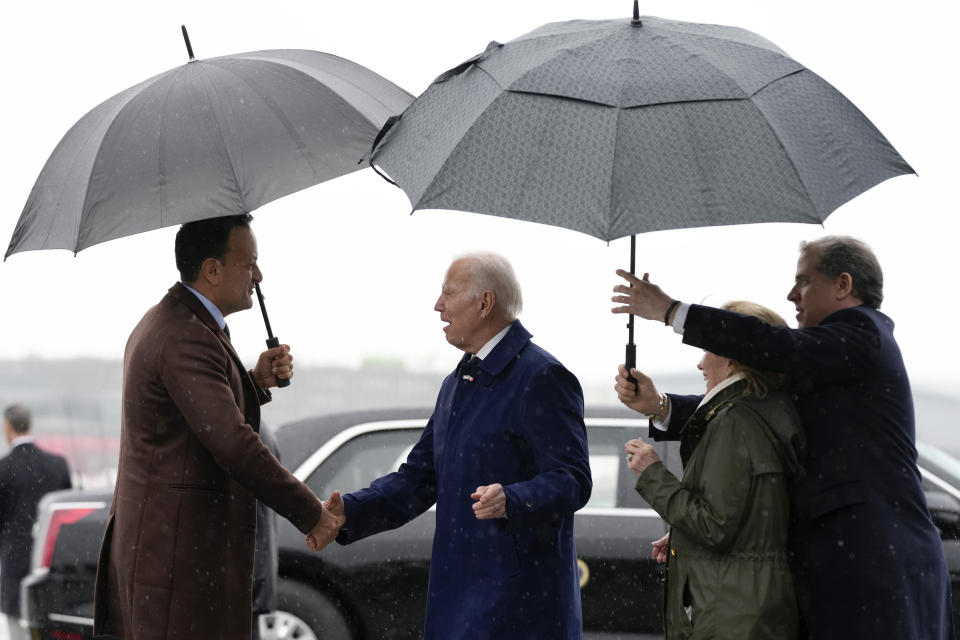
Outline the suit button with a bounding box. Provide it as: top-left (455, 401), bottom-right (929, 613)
top-left (524, 499), bottom-right (533, 509)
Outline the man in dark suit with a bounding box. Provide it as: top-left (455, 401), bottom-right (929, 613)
top-left (0, 404), bottom-right (72, 640)
top-left (323, 252), bottom-right (593, 639)
top-left (611, 235), bottom-right (952, 639)
top-left (93, 214), bottom-right (343, 640)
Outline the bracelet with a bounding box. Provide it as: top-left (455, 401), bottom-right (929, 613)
top-left (664, 300), bottom-right (681, 326)
top-left (645, 393), bottom-right (667, 420)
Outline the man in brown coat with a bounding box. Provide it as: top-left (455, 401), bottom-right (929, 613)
top-left (94, 214), bottom-right (342, 640)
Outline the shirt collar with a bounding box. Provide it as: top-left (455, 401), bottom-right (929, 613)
top-left (696, 371), bottom-right (747, 410)
top-left (10, 435), bottom-right (34, 448)
top-left (475, 322), bottom-right (513, 361)
top-left (182, 282), bottom-right (226, 330)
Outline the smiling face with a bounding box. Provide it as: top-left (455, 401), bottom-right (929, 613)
top-left (698, 350), bottom-right (734, 393)
top-left (214, 226), bottom-right (261, 317)
top-left (434, 258), bottom-right (486, 353)
top-left (787, 248), bottom-right (843, 328)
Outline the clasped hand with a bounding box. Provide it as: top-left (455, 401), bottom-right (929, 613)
top-left (471, 483), bottom-right (506, 519)
top-left (625, 438), bottom-right (661, 476)
top-left (306, 491), bottom-right (346, 551)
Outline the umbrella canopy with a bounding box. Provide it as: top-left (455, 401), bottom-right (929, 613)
top-left (370, 14), bottom-right (912, 242)
top-left (6, 46), bottom-right (413, 257)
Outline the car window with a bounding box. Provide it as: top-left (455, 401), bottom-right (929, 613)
top-left (305, 428), bottom-right (422, 497)
top-left (305, 424), bottom-right (661, 512)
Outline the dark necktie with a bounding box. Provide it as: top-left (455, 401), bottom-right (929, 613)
top-left (222, 323), bottom-right (231, 340)
top-left (461, 354), bottom-right (481, 381)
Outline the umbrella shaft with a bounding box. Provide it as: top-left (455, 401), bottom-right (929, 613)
top-left (255, 283), bottom-right (275, 339)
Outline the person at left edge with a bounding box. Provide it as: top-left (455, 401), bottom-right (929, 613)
top-left (0, 404), bottom-right (72, 640)
top-left (93, 214), bottom-right (343, 640)
top-left (319, 252), bottom-right (593, 640)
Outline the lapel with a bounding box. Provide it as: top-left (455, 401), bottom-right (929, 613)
top-left (437, 321), bottom-right (532, 443)
top-left (168, 282), bottom-right (260, 425)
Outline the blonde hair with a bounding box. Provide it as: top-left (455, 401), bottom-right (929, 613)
top-left (722, 300), bottom-right (788, 398)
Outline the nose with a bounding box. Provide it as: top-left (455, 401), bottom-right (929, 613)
top-left (697, 354), bottom-right (706, 371)
top-left (434, 295), bottom-right (444, 313)
top-left (253, 265), bottom-right (263, 283)
top-left (786, 285), bottom-right (798, 303)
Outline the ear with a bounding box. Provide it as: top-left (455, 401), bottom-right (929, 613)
top-left (835, 272), bottom-right (854, 300)
top-left (478, 290), bottom-right (496, 318)
top-left (198, 257), bottom-right (222, 286)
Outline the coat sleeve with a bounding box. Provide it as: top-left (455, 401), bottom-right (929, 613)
top-left (649, 394), bottom-right (702, 442)
top-left (682, 305), bottom-right (882, 383)
top-left (336, 416), bottom-right (439, 544)
top-left (158, 327), bottom-right (323, 535)
top-left (501, 364), bottom-right (592, 532)
top-left (635, 408), bottom-right (771, 552)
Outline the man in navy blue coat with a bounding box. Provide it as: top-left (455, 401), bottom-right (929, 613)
top-left (330, 252), bottom-right (592, 639)
top-left (610, 236), bottom-right (952, 639)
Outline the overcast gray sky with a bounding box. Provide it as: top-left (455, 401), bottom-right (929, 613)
top-left (2, 0), bottom-right (957, 399)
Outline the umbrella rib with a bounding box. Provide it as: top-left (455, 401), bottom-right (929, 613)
top-left (652, 21), bottom-right (792, 58)
top-left (231, 51), bottom-right (414, 123)
top-left (652, 28), bottom-right (797, 100)
top-left (605, 105), bottom-right (625, 241)
top-left (74, 77), bottom-right (169, 252)
top-left (410, 63), bottom-right (507, 212)
top-left (192, 63), bottom-right (249, 212)
top-left (205, 58), bottom-right (352, 186)
top-left (744, 70), bottom-right (825, 223)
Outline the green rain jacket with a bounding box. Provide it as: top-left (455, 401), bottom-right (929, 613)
top-left (636, 378), bottom-right (806, 640)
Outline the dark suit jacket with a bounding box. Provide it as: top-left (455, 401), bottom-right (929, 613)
top-left (337, 321), bottom-right (593, 639)
top-left (93, 283), bottom-right (324, 640)
top-left (0, 442), bottom-right (71, 613)
top-left (667, 304), bottom-right (952, 640)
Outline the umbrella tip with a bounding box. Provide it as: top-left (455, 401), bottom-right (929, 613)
top-left (631, 0), bottom-right (642, 26)
top-left (181, 25), bottom-right (196, 61)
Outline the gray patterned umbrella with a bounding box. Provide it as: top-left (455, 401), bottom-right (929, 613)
top-left (370, 12), bottom-right (912, 241)
top-left (369, 8), bottom-right (912, 369)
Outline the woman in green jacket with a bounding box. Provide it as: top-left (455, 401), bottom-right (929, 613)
top-left (623, 301), bottom-right (806, 640)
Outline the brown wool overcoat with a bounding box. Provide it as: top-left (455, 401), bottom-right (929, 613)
top-left (93, 283), bottom-right (324, 640)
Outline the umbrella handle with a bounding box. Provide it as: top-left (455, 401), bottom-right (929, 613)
top-left (256, 283), bottom-right (290, 389)
top-left (266, 336), bottom-right (291, 388)
top-left (625, 342), bottom-right (637, 385)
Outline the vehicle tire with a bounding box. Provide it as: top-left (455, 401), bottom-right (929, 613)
top-left (267, 578), bottom-right (353, 640)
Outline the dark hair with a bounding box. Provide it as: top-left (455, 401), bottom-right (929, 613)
top-left (175, 214), bottom-right (254, 283)
top-left (801, 236), bottom-right (883, 309)
top-left (3, 404), bottom-right (31, 434)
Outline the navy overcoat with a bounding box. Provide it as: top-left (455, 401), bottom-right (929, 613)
top-left (337, 321), bottom-right (592, 639)
top-left (662, 305), bottom-right (952, 639)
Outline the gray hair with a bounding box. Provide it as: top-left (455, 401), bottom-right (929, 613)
top-left (3, 404), bottom-right (32, 434)
top-left (801, 235), bottom-right (883, 309)
top-left (456, 252), bottom-right (523, 322)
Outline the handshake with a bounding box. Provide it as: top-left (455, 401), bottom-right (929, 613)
top-left (306, 490), bottom-right (346, 551)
